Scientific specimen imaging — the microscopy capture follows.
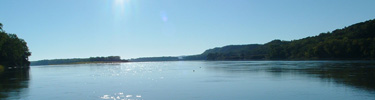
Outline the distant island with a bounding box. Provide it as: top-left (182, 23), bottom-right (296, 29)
top-left (30, 56), bottom-right (128, 66)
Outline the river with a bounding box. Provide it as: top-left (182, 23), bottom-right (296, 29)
top-left (1, 61), bottom-right (374, 100)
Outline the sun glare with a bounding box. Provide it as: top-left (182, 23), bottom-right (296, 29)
top-left (114, 0), bottom-right (124, 7)
top-left (111, 0), bottom-right (139, 27)
top-left (112, 0), bottom-right (135, 12)
top-left (114, 0), bottom-right (130, 5)
top-left (112, 0), bottom-right (132, 19)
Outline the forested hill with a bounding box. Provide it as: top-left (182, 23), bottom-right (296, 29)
top-left (182, 44), bottom-right (264, 60)
top-left (201, 19), bottom-right (375, 60)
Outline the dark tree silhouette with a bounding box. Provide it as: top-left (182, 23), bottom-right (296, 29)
top-left (0, 23), bottom-right (31, 68)
top-left (0, 23), bottom-right (3, 31)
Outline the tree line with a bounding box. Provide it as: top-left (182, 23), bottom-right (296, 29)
top-left (31, 56), bottom-right (127, 66)
top-left (205, 19), bottom-right (375, 60)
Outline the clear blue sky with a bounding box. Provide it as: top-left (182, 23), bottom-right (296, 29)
top-left (1, 0), bottom-right (375, 61)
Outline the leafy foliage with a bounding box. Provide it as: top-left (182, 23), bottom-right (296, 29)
top-left (0, 23), bottom-right (31, 67)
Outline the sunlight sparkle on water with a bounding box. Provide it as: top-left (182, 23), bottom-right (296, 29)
top-left (101, 93), bottom-right (142, 100)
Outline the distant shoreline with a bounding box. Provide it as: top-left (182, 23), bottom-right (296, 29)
top-left (31, 61), bottom-right (128, 66)
top-left (30, 56), bottom-right (128, 66)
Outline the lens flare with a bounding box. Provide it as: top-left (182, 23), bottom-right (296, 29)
top-left (160, 11), bottom-right (168, 22)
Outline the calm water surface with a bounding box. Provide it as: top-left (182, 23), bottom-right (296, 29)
top-left (1, 61), bottom-right (375, 100)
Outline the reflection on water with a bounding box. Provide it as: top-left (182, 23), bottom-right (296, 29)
top-left (205, 61), bottom-right (375, 91)
top-left (1, 61), bottom-right (375, 100)
top-left (299, 62), bottom-right (375, 91)
top-left (0, 69), bottom-right (29, 100)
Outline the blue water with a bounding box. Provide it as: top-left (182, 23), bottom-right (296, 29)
top-left (1, 61), bottom-right (375, 100)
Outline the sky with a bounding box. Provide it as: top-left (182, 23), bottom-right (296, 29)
top-left (1, 0), bottom-right (375, 61)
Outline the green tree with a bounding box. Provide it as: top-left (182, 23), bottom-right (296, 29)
top-left (0, 23), bottom-right (31, 68)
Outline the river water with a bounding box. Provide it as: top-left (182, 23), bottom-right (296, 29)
top-left (1, 61), bottom-right (375, 100)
